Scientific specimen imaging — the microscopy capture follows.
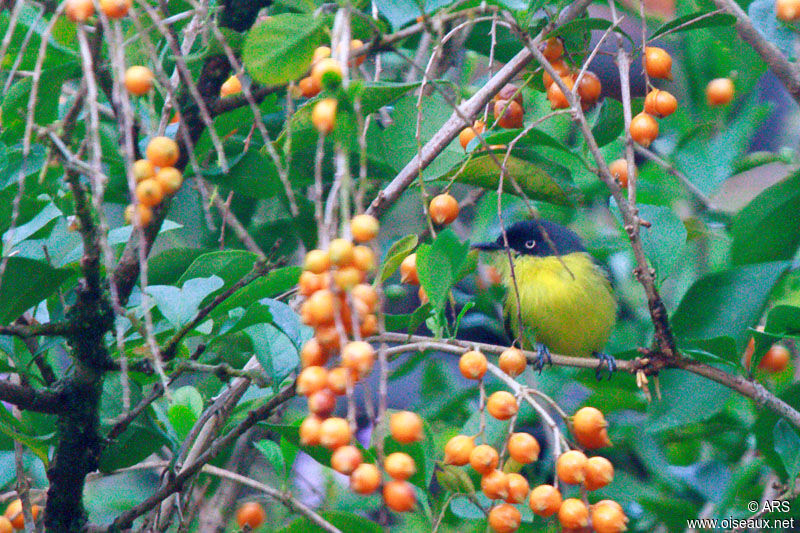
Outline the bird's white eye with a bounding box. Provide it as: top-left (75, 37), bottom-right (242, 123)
top-left (525, 239), bottom-right (536, 249)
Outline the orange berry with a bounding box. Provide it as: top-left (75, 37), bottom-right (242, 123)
top-left (643, 46), bottom-right (672, 79)
top-left (312, 98), bottom-right (337, 134)
top-left (301, 289), bottom-right (336, 326)
top-left (124, 66), bottom-right (154, 96)
top-left (629, 112), bottom-right (659, 147)
top-left (300, 338), bottom-right (328, 367)
top-left (327, 367), bottom-right (350, 395)
top-left (492, 84), bottom-right (524, 106)
top-left (334, 266), bottom-right (363, 291)
top-left (311, 58), bottom-right (343, 89)
top-left (304, 249), bottom-right (331, 273)
top-left (350, 463), bottom-right (381, 494)
top-left (390, 410), bottom-right (424, 443)
top-left (459, 120), bottom-right (485, 150)
top-left (559, 498), bottom-right (589, 529)
top-left (99, 0), bottom-right (131, 19)
top-left (133, 159), bottom-right (155, 183)
top-left (352, 245), bottom-right (376, 273)
top-left (556, 450), bottom-right (588, 485)
top-left (487, 391), bottom-right (518, 420)
top-left (4, 500), bottom-right (40, 530)
top-left (220, 75), bottom-right (242, 97)
top-left (124, 204), bottom-right (153, 227)
top-left (299, 415), bottom-right (323, 446)
top-left (777, 0), bottom-right (800, 21)
top-left (498, 347), bottom-right (526, 377)
top-left (529, 484), bottom-right (562, 517)
top-left (547, 75), bottom-right (575, 109)
top-left (236, 502), bottom-right (266, 529)
top-left (444, 435), bottom-right (474, 465)
top-left (315, 324), bottom-right (341, 352)
top-left (155, 167), bottom-right (182, 195)
top-left (481, 469), bottom-right (509, 500)
top-left (331, 445), bottom-right (363, 475)
top-left (307, 388), bottom-right (337, 417)
top-left (146, 136), bottom-right (180, 167)
top-left (329, 238), bottom-right (354, 267)
top-left (135, 179), bottom-right (164, 207)
top-left (418, 286), bottom-right (429, 305)
top-left (299, 76), bottom-right (321, 98)
top-left (400, 253), bottom-right (419, 284)
top-left (312, 46), bottom-right (332, 64)
top-left (469, 444), bottom-right (499, 475)
top-left (0, 516), bottom-right (11, 533)
top-left (584, 456), bottom-right (614, 491)
top-left (359, 313), bottom-right (378, 337)
top-left (644, 88), bottom-right (678, 118)
top-left (577, 71), bottom-right (602, 107)
top-left (543, 59), bottom-right (570, 87)
top-left (573, 406), bottom-right (612, 449)
top-left (350, 214), bottom-right (380, 242)
top-left (319, 417), bottom-right (351, 449)
top-left (591, 500), bottom-right (629, 533)
top-left (608, 158), bottom-right (632, 188)
top-left (760, 344), bottom-right (791, 372)
top-left (385, 452), bottom-right (416, 480)
top-left (507, 432), bottom-right (540, 464)
top-left (298, 271), bottom-right (328, 298)
top-left (383, 480), bottom-right (416, 512)
top-left (459, 350), bottom-right (487, 380)
top-left (347, 39), bottom-right (366, 67)
top-left (488, 503), bottom-right (521, 533)
top-left (65, 0), bottom-right (95, 22)
top-left (342, 341), bottom-right (375, 378)
top-left (494, 99), bottom-right (524, 129)
top-left (429, 193), bottom-right (459, 226)
top-left (505, 473), bottom-right (530, 504)
top-left (706, 77), bottom-right (735, 106)
top-left (542, 37), bottom-right (564, 61)
top-left (297, 365), bottom-right (329, 396)
top-left (352, 284), bottom-right (378, 312)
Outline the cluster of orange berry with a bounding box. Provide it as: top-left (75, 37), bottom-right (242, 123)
top-left (125, 136), bottom-right (183, 227)
top-left (458, 83), bottom-right (526, 151)
top-left (0, 498), bottom-right (41, 531)
top-left (450, 349), bottom-right (627, 533)
top-left (65, 0), bottom-right (131, 22)
top-left (540, 37), bottom-right (603, 112)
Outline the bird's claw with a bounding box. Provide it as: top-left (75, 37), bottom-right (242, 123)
top-left (593, 351), bottom-right (616, 380)
top-left (533, 343), bottom-right (552, 374)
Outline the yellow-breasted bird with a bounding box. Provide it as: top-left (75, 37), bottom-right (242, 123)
top-left (473, 220), bottom-right (617, 378)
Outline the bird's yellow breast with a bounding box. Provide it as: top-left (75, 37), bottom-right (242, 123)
top-left (495, 252), bottom-right (616, 358)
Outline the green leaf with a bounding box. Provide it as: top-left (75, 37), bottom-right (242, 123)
top-left (731, 169), bottom-right (800, 265)
top-left (671, 261), bottom-right (791, 349)
top-left (0, 257), bottom-right (72, 325)
top-left (211, 266), bottom-right (301, 319)
top-left (680, 336), bottom-right (740, 367)
top-left (591, 98), bottom-right (624, 148)
top-left (203, 149), bottom-right (286, 200)
top-left (243, 13), bottom-right (328, 86)
top-left (167, 405), bottom-right (197, 442)
top-left (145, 275), bottom-right (224, 329)
top-left (172, 386), bottom-right (204, 418)
top-left (438, 149), bottom-right (581, 206)
top-left (247, 323), bottom-right (302, 383)
top-left (374, 0), bottom-right (453, 30)
top-left (646, 369), bottom-right (732, 432)
top-left (416, 229), bottom-right (470, 311)
top-left (282, 511), bottom-right (383, 533)
top-left (649, 11), bottom-right (736, 39)
top-left (377, 234), bottom-right (418, 283)
top-left (754, 383), bottom-right (800, 478)
top-left (254, 439), bottom-right (286, 477)
top-left (774, 419), bottom-right (800, 481)
top-left (547, 17), bottom-right (634, 44)
top-left (0, 404), bottom-right (52, 466)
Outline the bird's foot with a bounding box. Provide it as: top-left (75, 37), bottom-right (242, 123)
top-left (593, 351), bottom-right (616, 380)
top-left (533, 343), bottom-right (552, 374)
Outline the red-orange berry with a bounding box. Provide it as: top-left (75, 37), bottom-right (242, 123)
top-left (299, 76), bottom-right (321, 98)
top-left (543, 59), bottom-right (570, 87)
top-left (312, 98), bottom-right (337, 134)
top-left (459, 120), bottom-right (485, 150)
top-left (390, 410), bottom-right (424, 443)
top-left (608, 158), bottom-right (633, 188)
top-left (297, 366), bottom-right (329, 396)
top-left (304, 249), bottom-right (331, 274)
top-left (135, 179), bottom-right (164, 208)
top-left (577, 71), bottom-right (602, 107)
top-left (400, 253), bottom-right (419, 284)
top-left (644, 88), bottom-right (678, 118)
top-left (505, 473), bottom-right (530, 504)
top-left (385, 452), bottom-right (416, 480)
top-left (481, 469), bottom-right (509, 500)
top-left (777, 0), bottom-right (800, 21)
top-left (486, 391), bottom-right (518, 420)
top-left (591, 500), bottom-right (629, 533)
top-left (629, 112), bottom-right (659, 147)
top-left (125, 66), bottom-right (154, 96)
top-left (559, 498), bottom-right (589, 529)
top-left (146, 136), bottom-right (180, 167)
top-left (444, 435), bottom-right (474, 466)
top-left (573, 406), bottom-right (612, 449)
top-left (429, 193), bottom-right (459, 226)
top-left (488, 503), bottom-right (521, 533)
top-left (643, 46), bottom-right (672, 79)
top-left (220, 75), bottom-right (242, 97)
top-left (236, 502), bottom-right (266, 529)
top-left (529, 484), bottom-right (562, 517)
top-left (542, 37), bottom-right (564, 61)
top-left (350, 214), bottom-right (380, 243)
top-left (311, 58), bottom-right (343, 89)
top-left (155, 167), bottom-right (182, 195)
top-left (584, 456), bottom-right (614, 491)
top-left (319, 417), bottom-right (351, 449)
top-left (498, 348), bottom-right (526, 377)
top-left (383, 480), bottom-right (416, 512)
top-left (507, 432), bottom-right (540, 464)
top-left (556, 450), bottom-right (588, 485)
top-left (299, 415), bottom-right (323, 446)
top-left (100, 0), bottom-right (131, 19)
top-left (760, 344), bottom-right (791, 372)
top-left (331, 445), bottom-right (363, 475)
top-left (342, 341), bottom-right (375, 378)
top-left (350, 463), bottom-right (381, 494)
top-left (494, 99), bottom-right (524, 129)
top-left (547, 76), bottom-right (575, 109)
top-left (65, 0), bottom-right (95, 22)
top-left (307, 388), bottom-right (336, 417)
top-left (469, 444), bottom-right (499, 475)
top-left (300, 338), bottom-right (328, 367)
top-left (459, 350), bottom-right (487, 380)
top-left (124, 204), bottom-right (153, 228)
top-left (706, 77), bottom-right (735, 106)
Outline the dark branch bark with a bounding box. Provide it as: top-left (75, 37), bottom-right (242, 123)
top-left (0, 381), bottom-right (63, 414)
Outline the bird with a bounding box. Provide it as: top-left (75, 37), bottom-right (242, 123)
top-left (472, 219), bottom-right (617, 378)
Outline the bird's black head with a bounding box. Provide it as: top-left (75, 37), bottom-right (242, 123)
top-left (472, 220), bottom-right (586, 257)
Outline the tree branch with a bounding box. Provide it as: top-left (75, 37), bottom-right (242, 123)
top-left (0, 381), bottom-right (63, 414)
top-left (0, 321), bottom-right (74, 339)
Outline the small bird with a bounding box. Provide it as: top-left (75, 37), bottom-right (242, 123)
top-left (473, 220), bottom-right (617, 377)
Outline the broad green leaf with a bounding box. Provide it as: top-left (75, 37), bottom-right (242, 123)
top-left (731, 169), bottom-right (800, 265)
top-left (203, 149), bottom-right (285, 200)
top-left (172, 386), bottom-right (204, 418)
top-left (754, 383), bottom-right (800, 478)
top-left (0, 257), bottom-right (73, 325)
top-left (145, 275), bottom-right (224, 330)
top-left (650, 11), bottom-right (735, 39)
top-left (1, 202), bottom-right (61, 247)
top-left (243, 14), bottom-right (328, 85)
top-left (374, 0), bottom-right (453, 29)
top-left (282, 511), bottom-right (382, 533)
top-left (254, 439), bottom-right (286, 477)
top-left (179, 250), bottom-right (261, 288)
top-left (438, 149), bottom-right (581, 206)
top-left (591, 98), bottom-right (624, 148)
top-left (671, 261), bottom-right (791, 349)
top-left (774, 419), bottom-right (800, 481)
top-left (680, 336), bottom-right (739, 367)
top-left (147, 248), bottom-right (208, 286)
top-left (416, 229), bottom-right (470, 311)
top-left (167, 405), bottom-right (197, 442)
top-left (377, 234), bottom-right (418, 283)
top-left (646, 369), bottom-right (731, 432)
top-left (211, 266), bottom-right (302, 319)
top-left (247, 323), bottom-right (302, 383)
top-left (0, 404), bottom-right (52, 466)
top-left (547, 17), bottom-right (634, 44)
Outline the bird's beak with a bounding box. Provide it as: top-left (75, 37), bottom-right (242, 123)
top-left (471, 241), bottom-right (503, 251)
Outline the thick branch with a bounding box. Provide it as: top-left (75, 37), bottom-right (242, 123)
top-left (0, 321), bottom-right (74, 339)
top-left (0, 381), bottom-right (63, 414)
